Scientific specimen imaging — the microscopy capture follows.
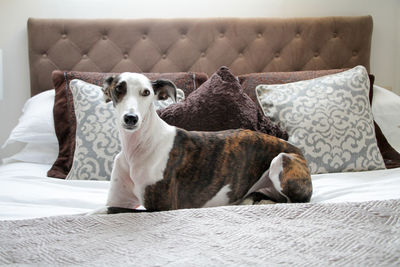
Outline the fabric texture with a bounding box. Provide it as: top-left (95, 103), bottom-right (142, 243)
top-left (27, 16), bottom-right (373, 96)
top-left (240, 70), bottom-right (398, 169)
top-left (3, 143), bottom-right (58, 165)
top-left (372, 85), bottom-right (400, 168)
top-left (67, 79), bottom-right (184, 181)
top-left (256, 66), bottom-right (385, 174)
top-left (1, 200), bottom-right (399, 266)
top-left (373, 122), bottom-right (400, 169)
top-left (2, 89), bottom-right (57, 148)
top-left (158, 67), bottom-right (288, 139)
top-left (49, 70), bottom-right (206, 179)
top-left (238, 69), bottom-right (348, 103)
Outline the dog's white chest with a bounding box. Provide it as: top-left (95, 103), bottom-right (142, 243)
top-left (127, 129), bottom-right (176, 205)
top-left (130, 165), bottom-right (164, 205)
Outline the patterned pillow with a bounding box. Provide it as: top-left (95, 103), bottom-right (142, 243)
top-left (48, 70), bottom-right (207, 179)
top-left (238, 69), bottom-right (347, 103)
top-left (256, 66), bottom-right (385, 174)
top-left (67, 79), bottom-right (184, 181)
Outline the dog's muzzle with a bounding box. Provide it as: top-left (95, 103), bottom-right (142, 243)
top-left (123, 113), bottom-right (139, 130)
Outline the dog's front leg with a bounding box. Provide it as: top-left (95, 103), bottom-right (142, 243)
top-left (107, 152), bottom-right (140, 211)
top-left (90, 152), bottom-right (140, 215)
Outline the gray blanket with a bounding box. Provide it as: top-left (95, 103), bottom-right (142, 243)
top-left (1, 200), bottom-right (399, 266)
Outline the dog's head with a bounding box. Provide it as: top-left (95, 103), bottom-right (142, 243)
top-left (102, 72), bottom-right (177, 132)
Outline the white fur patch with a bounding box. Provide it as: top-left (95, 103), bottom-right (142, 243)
top-left (269, 153), bottom-right (290, 202)
top-left (131, 125), bottom-right (176, 205)
top-left (203, 185), bottom-right (231, 208)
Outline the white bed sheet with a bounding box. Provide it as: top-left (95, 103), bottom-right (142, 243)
top-left (0, 162), bottom-right (108, 220)
top-left (0, 162), bottom-right (399, 220)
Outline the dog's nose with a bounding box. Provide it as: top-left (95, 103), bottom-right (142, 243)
top-left (123, 113), bottom-right (139, 126)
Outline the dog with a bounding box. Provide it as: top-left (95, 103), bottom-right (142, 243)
top-left (99, 72), bottom-right (312, 214)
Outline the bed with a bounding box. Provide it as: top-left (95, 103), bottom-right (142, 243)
top-left (1, 16), bottom-right (400, 265)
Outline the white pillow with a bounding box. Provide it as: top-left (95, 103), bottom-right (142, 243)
top-left (2, 142), bottom-right (58, 164)
top-left (372, 85), bottom-right (400, 152)
top-left (2, 89), bottom-right (57, 148)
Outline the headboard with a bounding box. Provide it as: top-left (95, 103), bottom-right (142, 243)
top-left (27, 16), bottom-right (372, 96)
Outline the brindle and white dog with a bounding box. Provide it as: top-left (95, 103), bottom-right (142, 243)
top-left (98, 72), bottom-right (312, 214)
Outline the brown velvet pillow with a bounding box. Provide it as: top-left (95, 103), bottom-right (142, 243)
top-left (48, 71), bottom-right (209, 178)
top-left (239, 70), bottom-right (400, 169)
top-left (157, 66), bottom-right (288, 140)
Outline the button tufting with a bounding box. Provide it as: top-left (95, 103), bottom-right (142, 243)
top-left (314, 52), bottom-right (319, 57)
top-left (61, 34), bottom-right (67, 39)
top-left (181, 34), bottom-right (186, 39)
top-left (274, 52), bottom-right (280, 58)
top-left (42, 53), bottom-right (47, 58)
top-left (352, 50), bottom-right (358, 56)
top-left (82, 54), bottom-right (88, 59)
top-left (162, 54), bottom-right (167, 59)
top-left (333, 32), bottom-right (338, 38)
top-left (142, 35), bottom-right (147, 40)
top-left (257, 33), bottom-right (262, 38)
top-left (296, 33), bottom-right (300, 38)
top-left (124, 54), bottom-right (128, 59)
top-left (239, 53), bottom-right (243, 57)
top-left (102, 35), bottom-right (107, 40)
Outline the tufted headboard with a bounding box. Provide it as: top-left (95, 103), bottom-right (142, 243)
top-left (27, 16), bottom-right (372, 96)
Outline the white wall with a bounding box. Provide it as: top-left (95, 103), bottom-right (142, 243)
top-left (0, 0), bottom-right (399, 160)
top-left (397, 1), bottom-right (400, 95)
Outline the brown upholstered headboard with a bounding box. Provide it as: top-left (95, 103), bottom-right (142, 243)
top-left (27, 16), bottom-right (372, 96)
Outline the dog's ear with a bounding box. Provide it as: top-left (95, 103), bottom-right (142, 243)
top-left (152, 79), bottom-right (177, 103)
top-left (102, 75), bottom-right (115, 103)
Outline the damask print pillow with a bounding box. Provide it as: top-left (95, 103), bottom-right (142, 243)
top-left (67, 79), bottom-right (184, 180)
top-left (48, 70), bottom-right (206, 179)
top-left (256, 66), bottom-right (385, 174)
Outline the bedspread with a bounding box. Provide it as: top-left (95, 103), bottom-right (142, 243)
top-left (1, 200), bottom-right (399, 266)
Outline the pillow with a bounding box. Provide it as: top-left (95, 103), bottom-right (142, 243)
top-left (2, 143), bottom-right (58, 165)
top-left (49, 70), bottom-right (207, 178)
top-left (2, 89), bottom-right (57, 148)
top-left (67, 79), bottom-right (185, 180)
top-left (239, 69), bottom-right (398, 170)
top-left (256, 66), bottom-right (385, 174)
top-left (158, 66), bottom-right (288, 139)
top-left (238, 69), bottom-right (348, 103)
top-left (372, 85), bottom-right (400, 168)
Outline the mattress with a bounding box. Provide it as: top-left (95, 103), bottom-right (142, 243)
top-left (1, 162), bottom-right (399, 221)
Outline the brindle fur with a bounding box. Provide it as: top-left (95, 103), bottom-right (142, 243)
top-left (103, 76), bottom-right (127, 106)
top-left (144, 128), bottom-right (312, 211)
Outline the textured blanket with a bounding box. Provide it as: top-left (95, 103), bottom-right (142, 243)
top-left (1, 200), bottom-right (399, 266)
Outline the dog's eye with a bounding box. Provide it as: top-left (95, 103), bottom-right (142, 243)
top-left (142, 89), bottom-right (150, 97)
top-left (115, 85), bottom-right (123, 94)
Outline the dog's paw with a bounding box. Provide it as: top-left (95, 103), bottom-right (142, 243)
top-left (86, 206), bottom-right (109, 216)
top-left (258, 199), bottom-right (276, 205)
top-left (238, 192), bottom-right (277, 205)
top-left (239, 198), bottom-right (256, 205)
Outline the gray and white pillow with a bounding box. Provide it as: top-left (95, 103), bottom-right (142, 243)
top-left (256, 66), bottom-right (385, 174)
top-left (67, 79), bottom-right (184, 180)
